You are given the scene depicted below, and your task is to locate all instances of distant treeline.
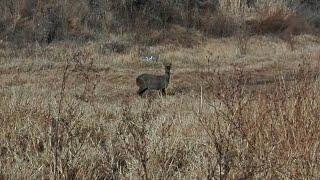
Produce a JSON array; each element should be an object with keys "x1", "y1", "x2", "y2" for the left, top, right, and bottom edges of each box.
[{"x1": 0, "y1": 0, "x2": 319, "y2": 46}]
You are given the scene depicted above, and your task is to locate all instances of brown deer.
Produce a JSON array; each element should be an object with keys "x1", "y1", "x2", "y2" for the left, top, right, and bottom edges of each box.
[{"x1": 136, "y1": 63, "x2": 172, "y2": 96}]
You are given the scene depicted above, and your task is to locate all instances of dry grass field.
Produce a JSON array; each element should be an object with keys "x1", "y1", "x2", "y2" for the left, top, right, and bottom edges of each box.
[{"x1": 0, "y1": 33, "x2": 319, "y2": 179}]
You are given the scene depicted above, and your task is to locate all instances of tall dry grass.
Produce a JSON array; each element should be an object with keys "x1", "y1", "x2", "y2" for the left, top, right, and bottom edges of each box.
[{"x1": 0, "y1": 45, "x2": 319, "y2": 179}]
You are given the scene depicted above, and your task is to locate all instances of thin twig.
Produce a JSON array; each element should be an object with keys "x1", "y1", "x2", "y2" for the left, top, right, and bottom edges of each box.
[{"x1": 54, "y1": 57, "x2": 70, "y2": 180}]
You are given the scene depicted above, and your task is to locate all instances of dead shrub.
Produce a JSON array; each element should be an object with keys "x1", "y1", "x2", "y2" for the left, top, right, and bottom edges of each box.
[
  {"x1": 20, "y1": 0, "x2": 37, "y2": 18},
  {"x1": 0, "y1": 18, "x2": 9, "y2": 35},
  {"x1": 117, "y1": 104, "x2": 152, "y2": 180},
  {"x1": 236, "y1": 25, "x2": 250, "y2": 55},
  {"x1": 0, "y1": 1, "x2": 97, "y2": 45},
  {"x1": 283, "y1": 13, "x2": 313, "y2": 35},
  {"x1": 247, "y1": 11, "x2": 312, "y2": 35},
  {"x1": 246, "y1": 11, "x2": 314, "y2": 50},
  {"x1": 3, "y1": 3, "x2": 65, "y2": 45},
  {"x1": 199, "y1": 12, "x2": 239, "y2": 37},
  {"x1": 100, "y1": 41, "x2": 128, "y2": 54},
  {"x1": 281, "y1": 13, "x2": 314, "y2": 50},
  {"x1": 247, "y1": 11, "x2": 287, "y2": 35},
  {"x1": 198, "y1": 65, "x2": 320, "y2": 178},
  {"x1": 139, "y1": 25, "x2": 203, "y2": 48}
]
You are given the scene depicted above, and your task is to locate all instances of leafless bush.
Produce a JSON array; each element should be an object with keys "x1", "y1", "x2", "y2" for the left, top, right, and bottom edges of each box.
[
  {"x1": 199, "y1": 11, "x2": 239, "y2": 37},
  {"x1": 117, "y1": 101, "x2": 156, "y2": 180},
  {"x1": 1, "y1": 0, "x2": 318, "y2": 46},
  {"x1": 197, "y1": 64, "x2": 320, "y2": 178},
  {"x1": 135, "y1": 24, "x2": 203, "y2": 47},
  {"x1": 100, "y1": 41, "x2": 129, "y2": 54},
  {"x1": 49, "y1": 49, "x2": 103, "y2": 179},
  {"x1": 236, "y1": 25, "x2": 250, "y2": 55}
]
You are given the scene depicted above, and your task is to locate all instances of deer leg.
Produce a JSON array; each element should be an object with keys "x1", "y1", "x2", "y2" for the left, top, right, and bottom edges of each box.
[
  {"x1": 138, "y1": 87, "x2": 148, "y2": 96},
  {"x1": 161, "y1": 88, "x2": 166, "y2": 96}
]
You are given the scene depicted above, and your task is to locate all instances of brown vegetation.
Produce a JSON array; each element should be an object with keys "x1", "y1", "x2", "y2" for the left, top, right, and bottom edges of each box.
[
  {"x1": 0, "y1": 0, "x2": 319, "y2": 47},
  {"x1": 0, "y1": 33, "x2": 319, "y2": 179},
  {"x1": 0, "y1": 0, "x2": 320, "y2": 179}
]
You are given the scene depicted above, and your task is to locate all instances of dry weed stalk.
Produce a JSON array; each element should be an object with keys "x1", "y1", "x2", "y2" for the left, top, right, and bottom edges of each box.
[
  {"x1": 53, "y1": 53, "x2": 71, "y2": 179},
  {"x1": 51, "y1": 48, "x2": 101, "y2": 179}
]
